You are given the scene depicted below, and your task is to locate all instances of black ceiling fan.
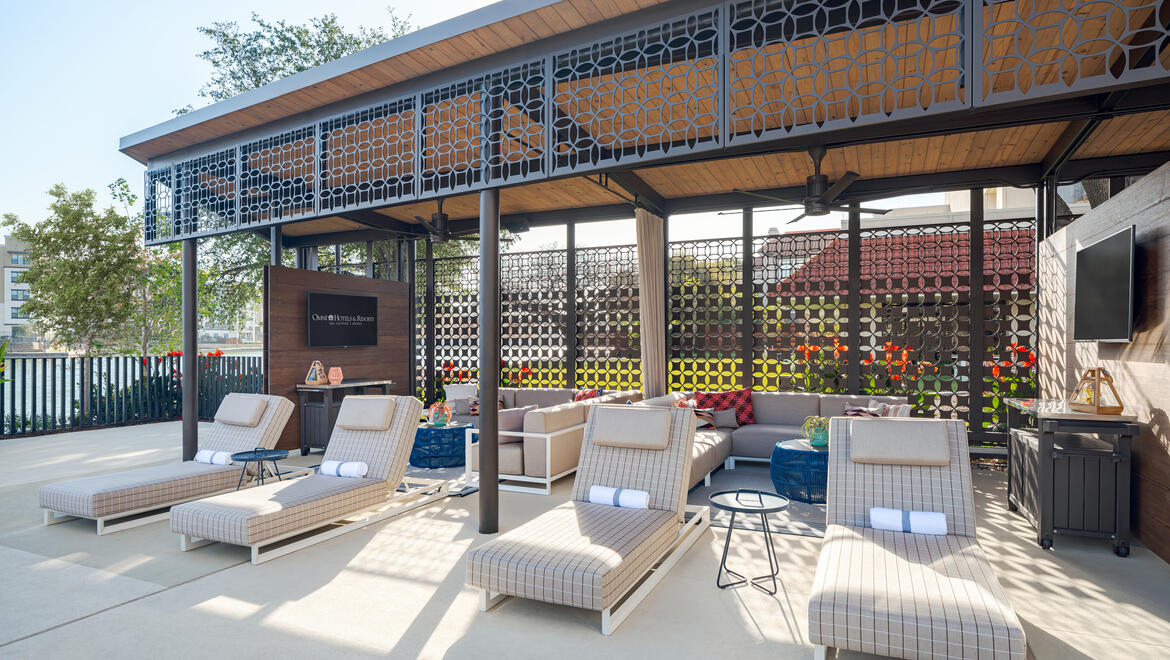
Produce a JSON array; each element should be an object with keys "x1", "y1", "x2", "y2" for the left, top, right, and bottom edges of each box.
[
  {"x1": 414, "y1": 199, "x2": 478, "y2": 243},
  {"x1": 733, "y1": 146, "x2": 891, "y2": 224}
]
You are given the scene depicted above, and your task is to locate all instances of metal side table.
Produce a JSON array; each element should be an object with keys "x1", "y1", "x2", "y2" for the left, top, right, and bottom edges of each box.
[
  {"x1": 709, "y1": 489, "x2": 789, "y2": 595},
  {"x1": 230, "y1": 448, "x2": 289, "y2": 490}
]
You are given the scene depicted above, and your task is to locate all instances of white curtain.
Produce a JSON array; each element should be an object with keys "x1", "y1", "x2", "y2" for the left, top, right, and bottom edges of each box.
[{"x1": 635, "y1": 207, "x2": 666, "y2": 398}]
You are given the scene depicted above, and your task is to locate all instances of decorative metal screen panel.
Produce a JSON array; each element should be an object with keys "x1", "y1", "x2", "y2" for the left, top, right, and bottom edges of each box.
[
  {"x1": 551, "y1": 9, "x2": 721, "y2": 174},
  {"x1": 318, "y1": 98, "x2": 416, "y2": 213},
  {"x1": 752, "y1": 230, "x2": 850, "y2": 392},
  {"x1": 981, "y1": 219, "x2": 1037, "y2": 433},
  {"x1": 174, "y1": 149, "x2": 237, "y2": 236},
  {"x1": 501, "y1": 250, "x2": 567, "y2": 387},
  {"x1": 485, "y1": 62, "x2": 547, "y2": 185},
  {"x1": 421, "y1": 79, "x2": 485, "y2": 196},
  {"x1": 415, "y1": 255, "x2": 428, "y2": 399},
  {"x1": 668, "y1": 238, "x2": 742, "y2": 391},
  {"x1": 143, "y1": 167, "x2": 174, "y2": 243},
  {"x1": 727, "y1": 0, "x2": 968, "y2": 143},
  {"x1": 978, "y1": 0, "x2": 1170, "y2": 106},
  {"x1": 240, "y1": 126, "x2": 316, "y2": 226},
  {"x1": 858, "y1": 223, "x2": 972, "y2": 420},
  {"x1": 431, "y1": 255, "x2": 481, "y2": 389},
  {"x1": 575, "y1": 245, "x2": 642, "y2": 391}
]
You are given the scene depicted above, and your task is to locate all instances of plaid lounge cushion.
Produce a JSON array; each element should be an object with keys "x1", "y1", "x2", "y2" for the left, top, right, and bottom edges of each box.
[
  {"x1": 693, "y1": 388, "x2": 755, "y2": 425},
  {"x1": 38, "y1": 462, "x2": 241, "y2": 519}
]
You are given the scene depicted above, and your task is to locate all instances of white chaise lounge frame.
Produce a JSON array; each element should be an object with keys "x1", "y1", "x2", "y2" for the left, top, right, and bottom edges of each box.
[
  {"x1": 42, "y1": 463, "x2": 315, "y2": 535},
  {"x1": 177, "y1": 475, "x2": 449, "y2": 564},
  {"x1": 463, "y1": 424, "x2": 584, "y2": 495},
  {"x1": 476, "y1": 503, "x2": 710, "y2": 635}
]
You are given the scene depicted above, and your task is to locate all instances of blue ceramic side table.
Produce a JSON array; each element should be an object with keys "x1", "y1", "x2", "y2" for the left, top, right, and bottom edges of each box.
[
  {"x1": 411, "y1": 423, "x2": 472, "y2": 468},
  {"x1": 769, "y1": 438, "x2": 828, "y2": 504}
]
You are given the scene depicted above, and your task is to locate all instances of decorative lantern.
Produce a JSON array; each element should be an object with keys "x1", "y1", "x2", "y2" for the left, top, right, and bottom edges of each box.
[
  {"x1": 327, "y1": 366, "x2": 344, "y2": 385},
  {"x1": 427, "y1": 401, "x2": 453, "y2": 427},
  {"x1": 1068, "y1": 368, "x2": 1124, "y2": 415},
  {"x1": 305, "y1": 360, "x2": 328, "y2": 385}
]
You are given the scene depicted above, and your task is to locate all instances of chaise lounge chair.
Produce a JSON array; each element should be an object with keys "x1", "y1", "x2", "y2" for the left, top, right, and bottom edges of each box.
[
  {"x1": 808, "y1": 418, "x2": 1027, "y2": 659},
  {"x1": 466, "y1": 405, "x2": 710, "y2": 634},
  {"x1": 38, "y1": 393, "x2": 294, "y2": 535},
  {"x1": 170, "y1": 395, "x2": 449, "y2": 564}
]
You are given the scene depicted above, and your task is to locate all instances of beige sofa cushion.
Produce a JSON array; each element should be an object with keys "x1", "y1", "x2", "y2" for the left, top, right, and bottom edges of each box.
[
  {"x1": 335, "y1": 396, "x2": 396, "y2": 431},
  {"x1": 472, "y1": 442, "x2": 524, "y2": 476},
  {"x1": 591, "y1": 406, "x2": 671, "y2": 450},
  {"x1": 523, "y1": 401, "x2": 587, "y2": 434},
  {"x1": 850, "y1": 419, "x2": 949, "y2": 466},
  {"x1": 214, "y1": 394, "x2": 269, "y2": 427}
]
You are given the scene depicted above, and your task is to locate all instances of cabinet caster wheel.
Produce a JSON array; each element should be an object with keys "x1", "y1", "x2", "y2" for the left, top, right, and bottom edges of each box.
[
  {"x1": 1113, "y1": 545, "x2": 1129, "y2": 557},
  {"x1": 1039, "y1": 538, "x2": 1053, "y2": 550},
  {"x1": 300, "y1": 448, "x2": 310, "y2": 456}
]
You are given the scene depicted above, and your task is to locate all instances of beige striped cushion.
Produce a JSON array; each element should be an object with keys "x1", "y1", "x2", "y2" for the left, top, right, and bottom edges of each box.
[
  {"x1": 322, "y1": 396, "x2": 422, "y2": 483},
  {"x1": 809, "y1": 524, "x2": 1026, "y2": 659},
  {"x1": 571, "y1": 405, "x2": 695, "y2": 520},
  {"x1": 200, "y1": 394, "x2": 295, "y2": 454},
  {"x1": 465, "y1": 502, "x2": 677, "y2": 610},
  {"x1": 826, "y1": 418, "x2": 975, "y2": 537},
  {"x1": 38, "y1": 462, "x2": 240, "y2": 518},
  {"x1": 170, "y1": 475, "x2": 387, "y2": 546}
]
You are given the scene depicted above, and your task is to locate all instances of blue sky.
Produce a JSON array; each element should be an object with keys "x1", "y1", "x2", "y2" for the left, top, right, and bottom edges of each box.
[{"x1": 0, "y1": 1, "x2": 941, "y2": 250}]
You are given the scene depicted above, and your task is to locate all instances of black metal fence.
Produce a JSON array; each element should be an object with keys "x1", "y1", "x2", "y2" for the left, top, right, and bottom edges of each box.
[
  {"x1": 417, "y1": 220, "x2": 1037, "y2": 447},
  {"x1": 0, "y1": 355, "x2": 263, "y2": 438}
]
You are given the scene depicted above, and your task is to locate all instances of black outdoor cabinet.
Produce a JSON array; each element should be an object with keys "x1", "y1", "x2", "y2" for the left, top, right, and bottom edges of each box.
[
  {"x1": 296, "y1": 379, "x2": 395, "y2": 455},
  {"x1": 1007, "y1": 413, "x2": 1138, "y2": 557}
]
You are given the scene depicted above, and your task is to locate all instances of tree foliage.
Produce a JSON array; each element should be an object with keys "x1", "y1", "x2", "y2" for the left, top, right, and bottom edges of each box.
[{"x1": 2, "y1": 184, "x2": 143, "y2": 356}]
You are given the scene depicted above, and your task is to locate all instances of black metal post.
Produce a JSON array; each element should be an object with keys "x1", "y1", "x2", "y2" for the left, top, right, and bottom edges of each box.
[
  {"x1": 365, "y1": 240, "x2": 375, "y2": 278},
  {"x1": 565, "y1": 221, "x2": 578, "y2": 389},
  {"x1": 181, "y1": 238, "x2": 198, "y2": 461},
  {"x1": 407, "y1": 240, "x2": 418, "y2": 396},
  {"x1": 479, "y1": 188, "x2": 501, "y2": 534},
  {"x1": 270, "y1": 226, "x2": 282, "y2": 266},
  {"x1": 334, "y1": 244, "x2": 342, "y2": 273},
  {"x1": 425, "y1": 239, "x2": 436, "y2": 403},
  {"x1": 846, "y1": 203, "x2": 861, "y2": 395},
  {"x1": 1109, "y1": 176, "x2": 1127, "y2": 199},
  {"x1": 969, "y1": 189, "x2": 986, "y2": 443},
  {"x1": 741, "y1": 208, "x2": 753, "y2": 390}
]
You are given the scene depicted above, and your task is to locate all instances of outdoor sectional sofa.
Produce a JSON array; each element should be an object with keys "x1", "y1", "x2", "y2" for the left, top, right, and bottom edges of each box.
[
  {"x1": 460, "y1": 387, "x2": 643, "y2": 494},
  {"x1": 808, "y1": 418, "x2": 1026, "y2": 659},
  {"x1": 637, "y1": 391, "x2": 906, "y2": 488}
]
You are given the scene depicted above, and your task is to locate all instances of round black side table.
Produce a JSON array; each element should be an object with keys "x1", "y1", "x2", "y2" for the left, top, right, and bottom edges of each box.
[
  {"x1": 709, "y1": 488, "x2": 790, "y2": 595},
  {"x1": 230, "y1": 448, "x2": 290, "y2": 489}
]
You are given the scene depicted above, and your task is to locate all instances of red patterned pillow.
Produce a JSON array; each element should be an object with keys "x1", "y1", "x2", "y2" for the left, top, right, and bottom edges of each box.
[
  {"x1": 574, "y1": 388, "x2": 598, "y2": 402},
  {"x1": 693, "y1": 388, "x2": 755, "y2": 425}
]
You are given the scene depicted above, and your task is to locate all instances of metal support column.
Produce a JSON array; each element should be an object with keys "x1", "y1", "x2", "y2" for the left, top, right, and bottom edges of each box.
[
  {"x1": 365, "y1": 240, "x2": 375, "y2": 278},
  {"x1": 1109, "y1": 176, "x2": 1128, "y2": 199},
  {"x1": 181, "y1": 238, "x2": 198, "y2": 461},
  {"x1": 565, "y1": 221, "x2": 578, "y2": 389},
  {"x1": 741, "y1": 208, "x2": 753, "y2": 390},
  {"x1": 334, "y1": 244, "x2": 342, "y2": 273},
  {"x1": 270, "y1": 226, "x2": 282, "y2": 266},
  {"x1": 478, "y1": 189, "x2": 501, "y2": 535},
  {"x1": 407, "y1": 240, "x2": 417, "y2": 396},
  {"x1": 846, "y1": 203, "x2": 861, "y2": 395},
  {"x1": 968, "y1": 189, "x2": 986, "y2": 443},
  {"x1": 1042, "y1": 173, "x2": 1059, "y2": 238},
  {"x1": 424, "y1": 239, "x2": 436, "y2": 404}
]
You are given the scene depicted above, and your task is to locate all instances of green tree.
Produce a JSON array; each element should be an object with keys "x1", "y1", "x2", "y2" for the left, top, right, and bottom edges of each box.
[{"x1": 2, "y1": 184, "x2": 142, "y2": 356}]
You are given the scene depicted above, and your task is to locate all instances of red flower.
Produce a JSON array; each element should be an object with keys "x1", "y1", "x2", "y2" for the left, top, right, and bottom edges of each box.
[{"x1": 992, "y1": 364, "x2": 1001, "y2": 378}]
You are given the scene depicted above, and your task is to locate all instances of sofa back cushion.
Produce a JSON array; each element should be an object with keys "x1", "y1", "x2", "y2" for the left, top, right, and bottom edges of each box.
[
  {"x1": 751, "y1": 391, "x2": 819, "y2": 425},
  {"x1": 572, "y1": 405, "x2": 695, "y2": 519},
  {"x1": 826, "y1": 417, "x2": 975, "y2": 536},
  {"x1": 498, "y1": 404, "x2": 538, "y2": 438},
  {"x1": 523, "y1": 400, "x2": 587, "y2": 434},
  {"x1": 444, "y1": 384, "x2": 479, "y2": 402},
  {"x1": 512, "y1": 388, "x2": 575, "y2": 409}
]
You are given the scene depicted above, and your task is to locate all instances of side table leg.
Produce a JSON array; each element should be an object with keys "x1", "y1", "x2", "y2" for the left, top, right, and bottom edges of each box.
[
  {"x1": 236, "y1": 465, "x2": 247, "y2": 490},
  {"x1": 754, "y1": 513, "x2": 780, "y2": 595},
  {"x1": 716, "y1": 511, "x2": 746, "y2": 589}
]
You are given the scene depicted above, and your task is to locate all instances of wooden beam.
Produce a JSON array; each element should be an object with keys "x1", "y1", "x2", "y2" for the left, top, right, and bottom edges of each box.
[{"x1": 607, "y1": 171, "x2": 666, "y2": 216}]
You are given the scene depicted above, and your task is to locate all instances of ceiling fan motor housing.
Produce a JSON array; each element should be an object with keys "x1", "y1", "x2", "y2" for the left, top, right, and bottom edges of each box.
[{"x1": 805, "y1": 174, "x2": 830, "y2": 215}]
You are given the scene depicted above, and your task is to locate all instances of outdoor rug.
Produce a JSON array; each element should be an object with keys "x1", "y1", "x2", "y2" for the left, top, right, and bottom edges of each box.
[{"x1": 687, "y1": 464, "x2": 826, "y2": 539}]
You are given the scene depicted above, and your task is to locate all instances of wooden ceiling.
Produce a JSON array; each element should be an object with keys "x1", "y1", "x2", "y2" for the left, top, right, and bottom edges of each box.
[{"x1": 1074, "y1": 110, "x2": 1170, "y2": 160}]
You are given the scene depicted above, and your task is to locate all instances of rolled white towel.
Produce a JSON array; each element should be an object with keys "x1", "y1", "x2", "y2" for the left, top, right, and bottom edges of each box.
[
  {"x1": 588, "y1": 485, "x2": 649, "y2": 510},
  {"x1": 194, "y1": 449, "x2": 233, "y2": 465},
  {"x1": 870, "y1": 506, "x2": 947, "y2": 535},
  {"x1": 319, "y1": 460, "x2": 369, "y2": 478}
]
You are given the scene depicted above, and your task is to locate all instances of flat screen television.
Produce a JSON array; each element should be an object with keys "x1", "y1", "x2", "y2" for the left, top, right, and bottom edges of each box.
[
  {"x1": 307, "y1": 292, "x2": 378, "y2": 348},
  {"x1": 1073, "y1": 225, "x2": 1135, "y2": 342}
]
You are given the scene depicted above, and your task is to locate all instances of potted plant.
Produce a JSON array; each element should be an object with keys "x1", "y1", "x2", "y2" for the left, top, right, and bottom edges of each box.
[{"x1": 801, "y1": 415, "x2": 830, "y2": 447}]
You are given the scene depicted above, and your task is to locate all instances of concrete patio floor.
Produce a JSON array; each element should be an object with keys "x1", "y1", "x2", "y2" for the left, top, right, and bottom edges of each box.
[{"x1": 1, "y1": 422, "x2": 1168, "y2": 659}]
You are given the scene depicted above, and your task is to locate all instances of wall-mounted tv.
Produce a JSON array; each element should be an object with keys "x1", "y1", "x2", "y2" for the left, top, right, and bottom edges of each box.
[
  {"x1": 307, "y1": 292, "x2": 378, "y2": 348},
  {"x1": 1073, "y1": 225, "x2": 1135, "y2": 342}
]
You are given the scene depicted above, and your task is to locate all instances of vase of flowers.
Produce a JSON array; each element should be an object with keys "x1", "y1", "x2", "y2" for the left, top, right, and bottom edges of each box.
[
  {"x1": 801, "y1": 415, "x2": 830, "y2": 447},
  {"x1": 427, "y1": 401, "x2": 453, "y2": 427}
]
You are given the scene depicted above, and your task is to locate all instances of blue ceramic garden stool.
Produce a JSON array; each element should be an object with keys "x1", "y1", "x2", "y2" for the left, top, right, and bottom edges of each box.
[
  {"x1": 769, "y1": 439, "x2": 829, "y2": 504},
  {"x1": 411, "y1": 423, "x2": 472, "y2": 468}
]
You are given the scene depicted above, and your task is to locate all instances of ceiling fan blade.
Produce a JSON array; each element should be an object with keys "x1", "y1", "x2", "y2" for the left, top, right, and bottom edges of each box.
[
  {"x1": 826, "y1": 205, "x2": 892, "y2": 215},
  {"x1": 785, "y1": 212, "x2": 809, "y2": 225},
  {"x1": 717, "y1": 206, "x2": 800, "y2": 215},
  {"x1": 819, "y1": 171, "x2": 859, "y2": 204},
  {"x1": 414, "y1": 215, "x2": 440, "y2": 235},
  {"x1": 733, "y1": 188, "x2": 803, "y2": 206}
]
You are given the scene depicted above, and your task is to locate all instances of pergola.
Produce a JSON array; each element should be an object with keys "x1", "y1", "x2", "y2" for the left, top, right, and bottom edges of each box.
[{"x1": 120, "y1": 0, "x2": 1170, "y2": 532}]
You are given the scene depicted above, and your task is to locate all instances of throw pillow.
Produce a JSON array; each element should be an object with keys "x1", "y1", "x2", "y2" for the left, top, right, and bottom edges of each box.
[
  {"x1": 694, "y1": 408, "x2": 716, "y2": 429},
  {"x1": 468, "y1": 399, "x2": 504, "y2": 416},
  {"x1": 867, "y1": 400, "x2": 893, "y2": 417},
  {"x1": 843, "y1": 406, "x2": 881, "y2": 417},
  {"x1": 693, "y1": 388, "x2": 755, "y2": 425},
  {"x1": 574, "y1": 388, "x2": 598, "y2": 402},
  {"x1": 452, "y1": 398, "x2": 472, "y2": 416},
  {"x1": 712, "y1": 408, "x2": 740, "y2": 429}
]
